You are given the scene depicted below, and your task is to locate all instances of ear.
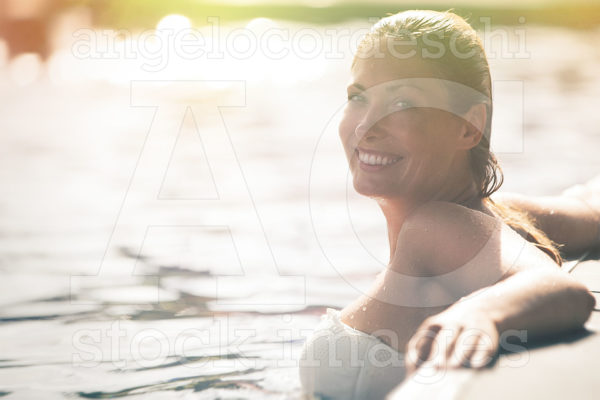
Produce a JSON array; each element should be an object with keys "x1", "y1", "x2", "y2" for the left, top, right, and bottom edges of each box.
[{"x1": 457, "y1": 103, "x2": 487, "y2": 150}]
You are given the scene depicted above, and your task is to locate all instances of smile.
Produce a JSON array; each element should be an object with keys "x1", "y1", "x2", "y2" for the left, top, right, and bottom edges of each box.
[{"x1": 356, "y1": 148, "x2": 403, "y2": 168}]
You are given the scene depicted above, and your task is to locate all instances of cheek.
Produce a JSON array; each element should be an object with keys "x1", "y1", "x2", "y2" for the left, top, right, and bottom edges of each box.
[
  {"x1": 385, "y1": 111, "x2": 431, "y2": 150},
  {"x1": 425, "y1": 113, "x2": 463, "y2": 153},
  {"x1": 393, "y1": 110, "x2": 457, "y2": 154}
]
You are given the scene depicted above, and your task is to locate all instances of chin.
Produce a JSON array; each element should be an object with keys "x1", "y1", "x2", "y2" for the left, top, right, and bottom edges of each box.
[
  {"x1": 353, "y1": 177, "x2": 392, "y2": 198},
  {"x1": 352, "y1": 173, "x2": 414, "y2": 200}
]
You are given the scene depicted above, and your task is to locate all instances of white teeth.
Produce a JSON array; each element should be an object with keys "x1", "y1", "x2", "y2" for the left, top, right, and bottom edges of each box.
[{"x1": 357, "y1": 150, "x2": 401, "y2": 166}]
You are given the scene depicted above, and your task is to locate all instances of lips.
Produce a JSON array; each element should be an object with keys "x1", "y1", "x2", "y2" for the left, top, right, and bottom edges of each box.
[{"x1": 356, "y1": 148, "x2": 403, "y2": 168}]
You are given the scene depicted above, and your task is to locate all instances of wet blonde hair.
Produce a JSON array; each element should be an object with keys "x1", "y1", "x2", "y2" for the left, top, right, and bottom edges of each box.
[{"x1": 355, "y1": 10, "x2": 562, "y2": 264}]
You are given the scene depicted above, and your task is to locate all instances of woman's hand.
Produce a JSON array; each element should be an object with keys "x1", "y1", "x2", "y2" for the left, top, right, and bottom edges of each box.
[
  {"x1": 405, "y1": 302, "x2": 499, "y2": 374},
  {"x1": 405, "y1": 267, "x2": 595, "y2": 375}
]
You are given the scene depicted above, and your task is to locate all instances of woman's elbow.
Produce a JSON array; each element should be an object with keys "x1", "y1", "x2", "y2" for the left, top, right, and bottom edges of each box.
[
  {"x1": 581, "y1": 286, "x2": 596, "y2": 320},
  {"x1": 568, "y1": 281, "x2": 596, "y2": 326},
  {"x1": 537, "y1": 269, "x2": 595, "y2": 329}
]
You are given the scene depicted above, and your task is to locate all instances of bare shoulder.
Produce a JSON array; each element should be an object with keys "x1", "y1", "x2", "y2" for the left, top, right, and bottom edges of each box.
[
  {"x1": 392, "y1": 201, "x2": 499, "y2": 272},
  {"x1": 391, "y1": 200, "x2": 553, "y2": 278}
]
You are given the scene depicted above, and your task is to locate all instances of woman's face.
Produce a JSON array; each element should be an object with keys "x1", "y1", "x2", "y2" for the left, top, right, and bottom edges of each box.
[{"x1": 339, "y1": 52, "x2": 470, "y2": 201}]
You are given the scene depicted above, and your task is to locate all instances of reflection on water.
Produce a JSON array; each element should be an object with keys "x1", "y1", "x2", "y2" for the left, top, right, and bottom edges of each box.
[{"x1": 0, "y1": 16, "x2": 600, "y2": 399}]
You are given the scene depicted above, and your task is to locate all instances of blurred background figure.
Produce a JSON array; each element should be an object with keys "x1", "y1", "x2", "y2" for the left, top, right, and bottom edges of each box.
[{"x1": 0, "y1": 0, "x2": 66, "y2": 60}]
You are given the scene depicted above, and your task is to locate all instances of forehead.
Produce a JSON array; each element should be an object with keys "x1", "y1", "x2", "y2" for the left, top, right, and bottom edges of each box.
[
  {"x1": 351, "y1": 53, "x2": 443, "y2": 88},
  {"x1": 351, "y1": 37, "x2": 441, "y2": 80},
  {"x1": 350, "y1": 55, "x2": 451, "y2": 107}
]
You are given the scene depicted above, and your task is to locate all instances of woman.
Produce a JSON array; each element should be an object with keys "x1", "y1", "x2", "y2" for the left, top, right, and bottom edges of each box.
[{"x1": 298, "y1": 9, "x2": 598, "y2": 400}]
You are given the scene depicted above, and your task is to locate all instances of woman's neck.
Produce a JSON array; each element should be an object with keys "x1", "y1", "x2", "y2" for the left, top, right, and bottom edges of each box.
[{"x1": 378, "y1": 178, "x2": 482, "y2": 261}]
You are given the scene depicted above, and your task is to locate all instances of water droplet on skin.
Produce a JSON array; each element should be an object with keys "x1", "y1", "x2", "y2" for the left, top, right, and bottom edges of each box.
[
  {"x1": 383, "y1": 286, "x2": 386, "y2": 291},
  {"x1": 350, "y1": 315, "x2": 354, "y2": 319},
  {"x1": 550, "y1": 210, "x2": 555, "y2": 215},
  {"x1": 362, "y1": 306, "x2": 366, "y2": 311}
]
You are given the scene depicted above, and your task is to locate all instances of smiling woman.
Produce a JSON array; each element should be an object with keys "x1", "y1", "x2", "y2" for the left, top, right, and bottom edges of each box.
[{"x1": 298, "y1": 9, "x2": 597, "y2": 400}]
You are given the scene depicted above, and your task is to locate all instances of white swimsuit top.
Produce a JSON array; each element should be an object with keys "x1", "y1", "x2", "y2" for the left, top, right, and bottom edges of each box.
[{"x1": 298, "y1": 308, "x2": 406, "y2": 400}]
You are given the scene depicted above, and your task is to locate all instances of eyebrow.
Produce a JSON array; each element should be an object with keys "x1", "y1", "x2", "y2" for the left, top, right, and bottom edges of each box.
[
  {"x1": 347, "y1": 83, "x2": 366, "y2": 91},
  {"x1": 347, "y1": 82, "x2": 424, "y2": 92}
]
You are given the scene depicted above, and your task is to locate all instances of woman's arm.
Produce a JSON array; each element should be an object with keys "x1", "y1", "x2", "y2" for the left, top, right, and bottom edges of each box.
[
  {"x1": 405, "y1": 267, "x2": 595, "y2": 372},
  {"x1": 339, "y1": 201, "x2": 595, "y2": 373},
  {"x1": 403, "y1": 184, "x2": 600, "y2": 372}
]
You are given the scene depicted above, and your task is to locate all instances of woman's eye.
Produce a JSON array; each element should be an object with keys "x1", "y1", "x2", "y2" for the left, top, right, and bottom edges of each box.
[
  {"x1": 347, "y1": 93, "x2": 365, "y2": 103},
  {"x1": 391, "y1": 98, "x2": 412, "y2": 109}
]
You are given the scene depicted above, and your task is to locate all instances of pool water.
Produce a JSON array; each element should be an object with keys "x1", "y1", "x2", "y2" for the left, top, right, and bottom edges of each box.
[{"x1": 0, "y1": 21, "x2": 599, "y2": 399}]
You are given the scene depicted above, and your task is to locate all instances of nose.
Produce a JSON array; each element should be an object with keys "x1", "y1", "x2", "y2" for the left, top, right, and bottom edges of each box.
[{"x1": 354, "y1": 110, "x2": 388, "y2": 141}]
